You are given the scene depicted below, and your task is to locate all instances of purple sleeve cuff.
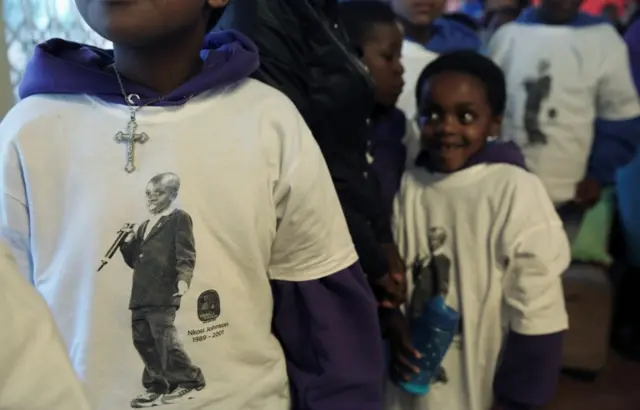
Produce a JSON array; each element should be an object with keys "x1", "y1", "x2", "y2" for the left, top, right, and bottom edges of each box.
[
  {"x1": 271, "y1": 263, "x2": 384, "y2": 410},
  {"x1": 493, "y1": 330, "x2": 564, "y2": 409}
]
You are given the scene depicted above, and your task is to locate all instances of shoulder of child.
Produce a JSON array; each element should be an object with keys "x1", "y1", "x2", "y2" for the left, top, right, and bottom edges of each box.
[
  {"x1": 173, "y1": 208, "x2": 192, "y2": 221},
  {"x1": 232, "y1": 78, "x2": 308, "y2": 126},
  {"x1": 1, "y1": 94, "x2": 80, "y2": 129},
  {"x1": 489, "y1": 164, "x2": 560, "y2": 228},
  {"x1": 0, "y1": 94, "x2": 88, "y2": 149},
  {"x1": 230, "y1": 78, "x2": 290, "y2": 102},
  {"x1": 488, "y1": 163, "x2": 547, "y2": 194},
  {"x1": 488, "y1": 21, "x2": 519, "y2": 43},
  {"x1": 591, "y1": 22, "x2": 625, "y2": 45},
  {"x1": 399, "y1": 167, "x2": 434, "y2": 189}
]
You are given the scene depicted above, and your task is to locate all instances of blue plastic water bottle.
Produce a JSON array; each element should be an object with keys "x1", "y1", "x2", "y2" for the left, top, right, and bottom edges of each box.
[{"x1": 397, "y1": 295, "x2": 460, "y2": 395}]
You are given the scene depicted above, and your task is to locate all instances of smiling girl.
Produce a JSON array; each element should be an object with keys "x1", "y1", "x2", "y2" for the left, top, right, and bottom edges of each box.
[{"x1": 387, "y1": 51, "x2": 569, "y2": 410}]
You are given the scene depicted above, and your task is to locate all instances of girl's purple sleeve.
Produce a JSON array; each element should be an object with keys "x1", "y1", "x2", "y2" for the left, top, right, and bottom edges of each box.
[
  {"x1": 270, "y1": 262, "x2": 384, "y2": 410},
  {"x1": 493, "y1": 330, "x2": 564, "y2": 410}
]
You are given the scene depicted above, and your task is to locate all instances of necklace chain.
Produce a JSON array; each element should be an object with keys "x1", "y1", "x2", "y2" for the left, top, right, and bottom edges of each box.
[
  {"x1": 111, "y1": 66, "x2": 195, "y2": 173},
  {"x1": 112, "y1": 67, "x2": 163, "y2": 174},
  {"x1": 113, "y1": 67, "x2": 165, "y2": 118}
]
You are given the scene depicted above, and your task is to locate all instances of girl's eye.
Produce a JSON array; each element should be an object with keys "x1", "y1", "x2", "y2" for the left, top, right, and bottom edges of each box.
[
  {"x1": 428, "y1": 111, "x2": 440, "y2": 121},
  {"x1": 459, "y1": 112, "x2": 475, "y2": 124}
]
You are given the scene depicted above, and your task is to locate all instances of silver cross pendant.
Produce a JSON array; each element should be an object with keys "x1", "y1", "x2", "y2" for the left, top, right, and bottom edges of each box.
[{"x1": 115, "y1": 116, "x2": 149, "y2": 173}]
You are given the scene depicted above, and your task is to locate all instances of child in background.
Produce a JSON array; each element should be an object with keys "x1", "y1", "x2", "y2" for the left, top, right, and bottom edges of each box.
[
  {"x1": 0, "y1": 0, "x2": 383, "y2": 408},
  {"x1": 0, "y1": 255, "x2": 90, "y2": 410},
  {"x1": 391, "y1": 0, "x2": 482, "y2": 54},
  {"x1": 340, "y1": 0, "x2": 407, "y2": 224},
  {"x1": 391, "y1": 0, "x2": 482, "y2": 117},
  {"x1": 340, "y1": 0, "x2": 411, "y2": 339},
  {"x1": 217, "y1": 0, "x2": 409, "y2": 309},
  {"x1": 387, "y1": 51, "x2": 568, "y2": 410},
  {"x1": 391, "y1": 0, "x2": 483, "y2": 169},
  {"x1": 488, "y1": 1, "x2": 640, "y2": 209}
]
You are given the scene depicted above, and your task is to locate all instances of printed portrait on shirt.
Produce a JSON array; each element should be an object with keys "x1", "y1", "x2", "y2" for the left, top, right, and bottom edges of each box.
[
  {"x1": 523, "y1": 59, "x2": 557, "y2": 145},
  {"x1": 96, "y1": 172, "x2": 207, "y2": 408}
]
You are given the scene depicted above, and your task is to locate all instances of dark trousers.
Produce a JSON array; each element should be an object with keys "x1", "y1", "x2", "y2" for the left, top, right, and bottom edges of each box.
[{"x1": 131, "y1": 307, "x2": 205, "y2": 393}]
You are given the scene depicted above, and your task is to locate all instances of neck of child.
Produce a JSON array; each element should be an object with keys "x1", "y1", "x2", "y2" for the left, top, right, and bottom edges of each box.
[
  {"x1": 401, "y1": 20, "x2": 434, "y2": 45},
  {"x1": 113, "y1": 30, "x2": 205, "y2": 96}
]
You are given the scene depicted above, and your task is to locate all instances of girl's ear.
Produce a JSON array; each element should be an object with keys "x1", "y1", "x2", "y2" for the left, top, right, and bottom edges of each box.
[{"x1": 489, "y1": 115, "x2": 502, "y2": 137}]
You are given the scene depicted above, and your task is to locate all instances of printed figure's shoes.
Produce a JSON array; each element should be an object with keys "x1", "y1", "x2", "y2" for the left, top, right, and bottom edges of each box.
[
  {"x1": 130, "y1": 391, "x2": 164, "y2": 408},
  {"x1": 161, "y1": 386, "x2": 200, "y2": 405}
]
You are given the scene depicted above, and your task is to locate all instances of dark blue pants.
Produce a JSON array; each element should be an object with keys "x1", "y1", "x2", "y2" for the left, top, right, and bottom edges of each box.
[{"x1": 131, "y1": 307, "x2": 205, "y2": 393}]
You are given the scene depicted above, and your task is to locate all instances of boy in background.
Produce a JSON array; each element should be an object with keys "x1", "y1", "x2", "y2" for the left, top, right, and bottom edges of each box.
[
  {"x1": 391, "y1": 0, "x2": 482, "y2": 167},
  {"x1": 340, "y1": 0, "x2": 406, "y2": 221},
  {"x1": 391, "y1": 0, "x2": 482, "y2": 54},
  {"x1": 340, "y1": 0, "x2": 411, "y2": 337},
  {"x1": 217, "y1": 0, "x2": 408, "y2": 310},
  {"x1": 488, "y1": 0, "x2": 640, "y2": 209},
  {"x1": 0, "y1": 0, "x2": 383, "y2": 408}
]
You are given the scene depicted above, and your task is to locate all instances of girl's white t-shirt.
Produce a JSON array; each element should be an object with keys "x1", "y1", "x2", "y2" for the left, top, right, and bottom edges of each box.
[{"x1": 387, "y1": 163, "x2": 569, "y2": 410}]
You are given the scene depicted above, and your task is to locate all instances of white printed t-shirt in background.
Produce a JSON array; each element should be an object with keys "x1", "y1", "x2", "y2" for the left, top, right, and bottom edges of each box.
[
  {"x1": 0, "y1": 79, "x2": 357, "y2": 410},
  {"x1": 0, "y1": 248, "x2": 90, "y2": 410},
  {"x1": 397, "y1": 40, "x2": 438, "y2": 169},
  {"x1": 488, "y1": 22, "x2": 640, "y2": 204},
  {"x1": 387, "y1": 163, "x2": 569, "y2": 410}
]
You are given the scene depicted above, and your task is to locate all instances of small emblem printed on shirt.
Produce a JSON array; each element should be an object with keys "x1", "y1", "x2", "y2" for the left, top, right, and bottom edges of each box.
[
  {"x1": 197, "y1": 289, "x2": 221, "y2": 323},
  {"x1": 188, "y1": 290, "x2": 228, "y2": 345}
]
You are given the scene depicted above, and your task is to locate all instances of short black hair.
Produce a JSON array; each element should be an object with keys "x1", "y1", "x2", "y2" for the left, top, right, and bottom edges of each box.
[
  {"x1": 339, "y1": 0, "x2": 398, "y2": 50},
  {"x1": 206, "y1": 5, "x2": 227, "y2": 32},
  {"x1": 415, "y1": 50, "x2": 506, "y2": 116}
]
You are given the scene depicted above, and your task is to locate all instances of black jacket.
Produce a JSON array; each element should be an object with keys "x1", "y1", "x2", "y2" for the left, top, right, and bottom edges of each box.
[
  {"x1": 120, "y1": 209, "x2": 196, "y2": 309},
  {"x1": 216, "y1": 0, "x2": 392, "y2": 278}
]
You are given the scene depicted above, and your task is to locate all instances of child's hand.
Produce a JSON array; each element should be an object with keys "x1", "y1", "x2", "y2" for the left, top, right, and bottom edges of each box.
[
  {"x1": 122, "y1": 224, "x2": 137, "y2": 243},
  {"x1": 381, "y1": 242, "x2": 406, "y2": 277},
  {"x1": 371, "y1": 273, "x2": 407, "y2": 308},
  {"x1": 373, "y1": 243, "x2": 408, "y2": 307},
  {"x1": 574, "y1": 177, "x2": 602, "y2": 208},
  {"x1": 382, "y1": 309, "x2": 421, "y2": 382},
  {"x1": 173, "y1": 280, "x2": 189, "y2": 297}
]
